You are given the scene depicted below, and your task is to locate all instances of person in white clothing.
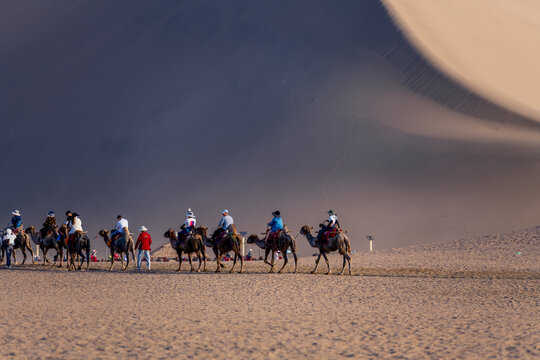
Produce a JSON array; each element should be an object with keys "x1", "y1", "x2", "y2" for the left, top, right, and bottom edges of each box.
[
  {"x1": 115, "y1": 215, "x2": 129, "y2": 234},
  {"x1": 3, "y1": 228, "x2": 16, "y2": 268},
  {"x1": 179, "y1": 209, "x2": 196, "y2": 240},
  {"x1": 111, "y1": 215, "x2": 129, "y2": 242},
  {"x1": 68, "y1": 213, "x2": 83, "y2": 245}
]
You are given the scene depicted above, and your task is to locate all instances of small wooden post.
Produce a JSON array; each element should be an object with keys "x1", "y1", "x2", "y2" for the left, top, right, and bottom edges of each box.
[{"x1": 366, "y1": 235, "x2": 374, "y2": 252}]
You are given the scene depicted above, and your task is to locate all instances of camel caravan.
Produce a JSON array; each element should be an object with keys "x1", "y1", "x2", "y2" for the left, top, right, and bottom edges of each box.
[{"x1": 1, "y1": 209, "x2": 352, "y2": 275}]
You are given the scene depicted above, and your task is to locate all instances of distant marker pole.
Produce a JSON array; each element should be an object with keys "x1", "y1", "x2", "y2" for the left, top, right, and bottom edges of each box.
[{"x1": 367, "y1": 235, "x2": 374, "y2": 252}]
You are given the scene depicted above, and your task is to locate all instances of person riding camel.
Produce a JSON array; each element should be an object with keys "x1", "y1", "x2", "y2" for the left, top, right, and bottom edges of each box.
[
  {"x1": 9, "y1": 210, "x2": 22, "y2": 233},
  {"x1": 40, "y1": 211, "x2": 57, "y2": 239},
  {"x1": 317, "y1": 210, "x2": 341, "y2": 244},
  {"x1": 266, "y1": 211, "x2": 284, "y2": 248},
  {"x1": 67, "y1": 212, "x2": 83, "y2": 245},
  {"x1": 179, "y1": 209, "x2": 196, "y2": 242},
  {"x1": 110, "y1": 215, "x2": 129, "y2": 247},
  {"x1": 215, "y1": 209, "x2": 237, "y2": 242}
]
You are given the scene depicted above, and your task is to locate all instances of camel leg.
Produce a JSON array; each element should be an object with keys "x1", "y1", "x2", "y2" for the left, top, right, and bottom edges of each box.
[
  {"x1": 28, "y1": 242, "x2": 36, "y2": 265},
  {"x1": 109, "y1": 252, "x2": 114, "y2": 271},
  {"x1": 78, "y1": 250, "x2": 84, "y2": 270},
  {"x1": 269, "y1": 251, "x2": 275, "y2": 273},
  {"x1": 214, "y1": 249, "x2": 221, "y2": 273},
  {"x1": 239, "y1": 250, "x2": 244, "y2": 273},
  {"x1": 322, "y1": 252, "x2": 331, "y2": 275},
  {"x1": 263, "y1": 248, "x2": 272, "y2": 266},
  {"x1": 292, "y1": 250, "x2": 298, "y2": 274},
  {"x1": 188, "y1": 253, "x2": 195, "y2": 272},
  {"x1": 57, "y1": 248, "x2": 62, "y2": 268},
  {"x1": 123, "y1": 251, "x2": 128, "y2": 270},
  {"x1": 229, "y1": 252, "x2": 237, "y2": 273},
  {"x1": 311, "y1": 252, "x2": 322, "y2": 274},
  {"x1": 43, "y1": 247, "x2": 49, "y2": 265},
  {"x1": 346, "y1": 253, "x2": 352, "y2": 275},
  {"x1": 195, "y1": 250, "x2": 202, "y2": 272},
  {"x1": 177, "y1": 251, "x2": 183, "y2": 272},
  {"x1": 278, "y1": 250, "x2": 288, "y2": 274},
  {"x1": 13, "y1": 249, "x2": 18, "y2": 266},
  {"x1": 339, "y1": 253, "x2": 346, "y2": 275},
  {"x1": 202, "y1": 248, "x2": 207, "y2": 272}
]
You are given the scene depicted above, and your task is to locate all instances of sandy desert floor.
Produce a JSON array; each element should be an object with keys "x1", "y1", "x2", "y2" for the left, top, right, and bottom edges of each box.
[{"x1": 0, "y1": 229, "x2": 538, "y2": 360}]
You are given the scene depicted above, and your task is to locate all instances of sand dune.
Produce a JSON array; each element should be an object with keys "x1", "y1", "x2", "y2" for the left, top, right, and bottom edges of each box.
[{"x1": 384, "y1": 0, "x2": 540, "y2": 122}]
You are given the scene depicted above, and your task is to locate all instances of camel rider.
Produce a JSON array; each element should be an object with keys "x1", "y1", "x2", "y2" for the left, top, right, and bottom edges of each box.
[
  {"x1": 328, "y1": 210, "x2": 340, "y2": 229},
  {"x1": 67, "y1": 213, "x2": 83, "y2": 245},
  {"x1": 216, "y1": 209, "x2": 237, "y2": 240},
  {"x1": 64, "y1": 210, "x2": 73, "y2": 226},
  {"x1": 111, "y1": 215, "x2": 129, "y2": 243},
  {"x1": 9, "y1": 210, "x2": 22, "y2": 233},
  {"x1": 179, "y1": 209, "x2": 196, "y2": 240},
  {"x1": 266, "y1": 211, "x2": 284, "y2": 247},
  {"x1": 41, "y1": 211, "x2": 57, "y2": 239},
  {"x1": 317, "y1": 210, "x2": 340, "y2": 244}
]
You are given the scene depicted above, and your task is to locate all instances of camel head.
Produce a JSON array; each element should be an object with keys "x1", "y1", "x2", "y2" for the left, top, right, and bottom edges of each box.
[
  {"x1": 195, "y1": 226, "x2": 208, "y2": 237},
  {"x1": 300, "y1": 225, "x2": 312, "y2": 236},
  {"x1": 246, "y1": 234, "x2": 260, "y2": 244},
  {"x1": 98, "y1": 230, "x2": 109, "y2": 239},
  {"x1": 164, "y1": 228, "x2": 176, "y2": 239},
  {"x1": 25, "y1": 226, "x2": 35, "y2": 235}
]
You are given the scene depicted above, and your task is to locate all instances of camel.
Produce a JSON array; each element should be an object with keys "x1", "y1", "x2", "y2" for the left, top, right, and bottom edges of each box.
[
  {"x1": 300, "y1": 225, "x2": 352, "y2": 275},
  {"x1": 163, "y1": 228, "x2": 207, "y2": 272},
  {"x1": 246, "y1": 225, "x2": 297, "y2": 273},
  {"x1": 66, "y1": 230, "x2": 91, "y2": 271},
  {"x1": 195, "y1": 227, "x2": 243, "y2": 273},
  {"x1": 0, "y1": 228, "x2": 36, "y2": 266},
  {"x1": 26, "y1": 226, "x2": 66, "y2": 267},
  {"x1": 98, "y1": 230, "x2": 136, "y2": 271}
]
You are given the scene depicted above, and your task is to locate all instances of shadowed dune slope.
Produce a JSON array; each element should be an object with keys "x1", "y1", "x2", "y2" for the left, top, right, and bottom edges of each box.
[{"x1": 2, "y1": 1, "x2": 540, "y2": 255}]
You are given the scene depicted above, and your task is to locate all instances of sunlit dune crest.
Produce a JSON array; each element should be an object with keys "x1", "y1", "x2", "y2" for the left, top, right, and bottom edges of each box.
[{"x1": 383, "y1": 0, "x2": 540, "y2": 122}]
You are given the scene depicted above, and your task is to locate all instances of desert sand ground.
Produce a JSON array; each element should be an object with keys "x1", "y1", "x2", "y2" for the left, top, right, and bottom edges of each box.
[{"x1": 0, "y1": 229, "x2": 538, "y2": 359}]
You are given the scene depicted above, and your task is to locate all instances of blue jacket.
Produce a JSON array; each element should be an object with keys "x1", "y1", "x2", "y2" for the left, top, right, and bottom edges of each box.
[
  {"x1": 11, "y1": 215, "x2": 22, "y2": 228},
  {"x1": 267, "y1": 217, "x2": 283, "y2": 232}
]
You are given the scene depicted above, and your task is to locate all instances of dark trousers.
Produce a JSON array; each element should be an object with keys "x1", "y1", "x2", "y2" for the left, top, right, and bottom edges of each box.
[{"x1": 6, "y1": 245, "x2": 13, "y2": 267}]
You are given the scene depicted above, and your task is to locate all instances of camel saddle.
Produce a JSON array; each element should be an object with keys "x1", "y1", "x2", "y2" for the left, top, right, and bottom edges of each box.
[
  {"x1": 266, "y1": 230, "x2": 281, "y2": 249},
  {"x1": 321, "y1": 228, "x2": 341, "y2": 243}
]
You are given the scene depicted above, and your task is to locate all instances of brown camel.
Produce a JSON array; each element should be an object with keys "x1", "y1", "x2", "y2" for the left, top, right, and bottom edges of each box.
[
  {"x1": 99, "y1": 230, "x2": 136, "y2": 271},
  {"x1": 195, "y1": 227, "x2": 243, "y2": 273},
  {"x1": 246, "y1": 225, "x2": 297, "y2": 273},
  {"x1": 26, "y1": 226, "x2": 66, "y2": 267},
  {"x1": 0, "y1": 228, "x2": 36, "y2": 266},
  {"x1": 300, "y1": 225, "x2": 352, "y2": 275},
  {"x1": 163, "y1": 228, "x2": 207, "y2": 272}
]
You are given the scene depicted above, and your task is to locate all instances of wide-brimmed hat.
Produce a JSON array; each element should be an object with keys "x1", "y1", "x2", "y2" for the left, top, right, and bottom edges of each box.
[
  {"x1": 222, "y1": 209, "x2": 229, "y2": 214},
  {"x1": 139, "y1": 226, "x2": 148, "y2": 232},
  {"x1": 12, "y1": 210, "x2": 20, "y2": 216},
  {"x1": 186, "y1": 208, "x2": 195, "y2": 218},
  {"x1": 47, "y1": 211, "x2": 55, "y2": 217}
]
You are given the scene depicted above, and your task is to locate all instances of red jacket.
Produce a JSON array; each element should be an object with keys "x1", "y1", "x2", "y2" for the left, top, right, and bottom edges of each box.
[{"x1": 135, "y1": 232, "x2": 152, "y2": 251}]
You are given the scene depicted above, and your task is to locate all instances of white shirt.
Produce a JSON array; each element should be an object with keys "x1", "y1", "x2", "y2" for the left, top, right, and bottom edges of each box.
[
  {"x1": 3, "y1": 230, "x2": 16, "y2": 246},
  {"x1": 184, "y1": 218, "x2": 196, "y2": 227},
  {"x1": 69, "y1": 217, "x2": 83, "y2": 234},
  {"x1": 116, "y1": 218, "x2": 129, "y2": 233},
  {"x1": 329, "y1": 214, "x2": 338, "y2": 226}
]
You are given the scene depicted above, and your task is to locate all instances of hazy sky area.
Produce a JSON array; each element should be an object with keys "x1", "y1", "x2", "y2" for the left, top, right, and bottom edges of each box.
[{"x1": 2, "y1": 0, "x2": 540, "y2": 255}]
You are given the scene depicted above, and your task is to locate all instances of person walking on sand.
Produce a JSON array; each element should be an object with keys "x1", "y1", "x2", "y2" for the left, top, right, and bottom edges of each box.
[
  {"x1": 135, "y1": 226, "x2": 152, "y2": 270},
  {"x1": 3, "y1": 228, "x2": 16, "y2": 268}
]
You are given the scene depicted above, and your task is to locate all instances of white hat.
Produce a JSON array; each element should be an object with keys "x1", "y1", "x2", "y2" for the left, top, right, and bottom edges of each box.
[
  {"x1": 12, "y1": 210, "x2": 20, "y2": 216},
  {"x1": 186, "y1": 208, "x2": 195, "y2": 218},
  {"x1": 139, "y1": 226, "x2": 148, "y2": 232},
  {"x1": 222, "y1": 209, "x2": 229, "y2": 214}
]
